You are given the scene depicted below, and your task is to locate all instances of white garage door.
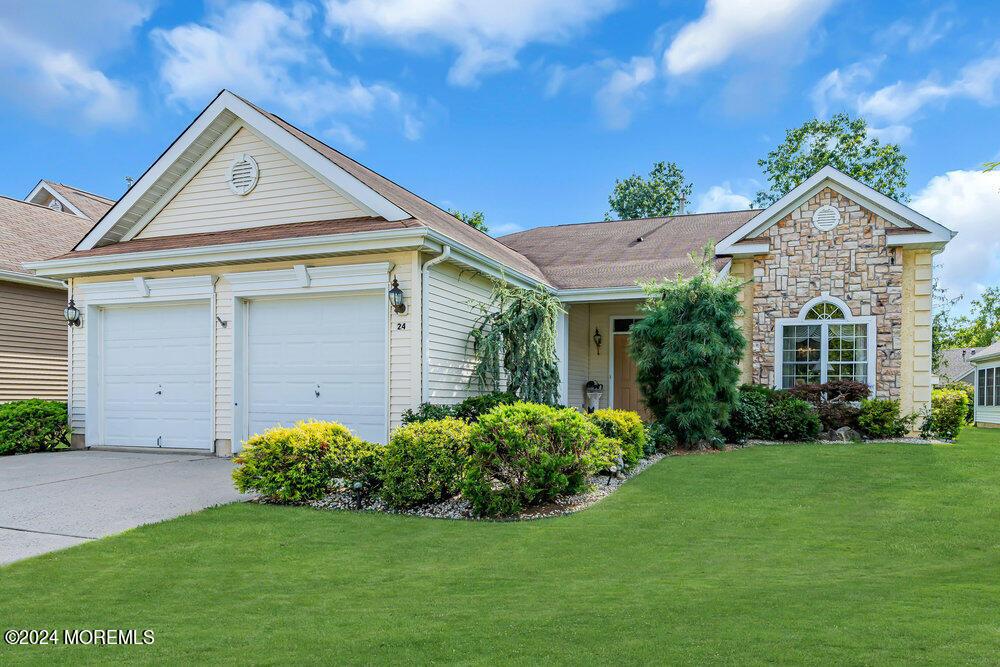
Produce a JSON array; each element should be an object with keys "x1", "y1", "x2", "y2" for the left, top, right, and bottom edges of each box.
[
  {"x1": 246, "y1": 293, "x2": 386, "y2": 443},
  {"x1": 101, "y1": 302, "x2": 212, "y2": 449}
]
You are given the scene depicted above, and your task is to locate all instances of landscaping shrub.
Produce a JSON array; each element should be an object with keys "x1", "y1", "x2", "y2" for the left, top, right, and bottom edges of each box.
[
  {"x1": 767, "y1": 397, "x2": 822, "y2": 441},
  {"x1": 463, "y1": 403, "x2": 600, "y2": 517},
  {"x1": 788, "y1": 380, "x2": 869, "y2": 431},
  {"x1": 583, "y1": 433, "x2": 624, "y2": 473},
  {"x1": 380, "y1": 418, "x2": 471, "y2": 509},
  {"x1": 940, "y1": 381, "x2": 975, "y2": 424},
  {"x1": 453, "y1": 391, "x2": 519, "y2": 422},
  {"x1": 585, "y1": 409, "x2": 647, "y2": 465},
  {"x1": 0, "y1": 399, "x2": 70, "y2": 455},
  {"x1": 857, "y1": 399, "x2": 912, "y2": 439},
  {"x1": 720, "y1": 385, "x2": 770, "y2": 444},
  {"x1": 629, "y1": 245, "x2": 745, "y2": 449},
  {"x1": 233, "y1": 421, "x2": 383, "y2": 502},
  {"x1": 920, "y1": 388, "x2": 969, "y2": 440},
  {"x1": 644, "y1": 421, "x2": 675, "y2": 454},
  {"x1": 401, "y1": 402, "x2": 455, "y2": 425}
]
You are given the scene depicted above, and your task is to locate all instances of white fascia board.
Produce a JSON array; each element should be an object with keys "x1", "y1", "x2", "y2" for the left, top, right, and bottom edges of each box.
[
  {"x1": 25, "y1": 181, "x2": 88, "y2": 219},
  {"x1": 716, "y1": 166, "x2": 956, "y2": 254},
  {"x1": 972, "y1": 351, "x2": 1000, "y2": 365},
  {"x1": 76, "y1": 90, "x2": 410, "y2": 250},
  {"x1": 26, "y1": 228, "x2": 432, "y2": 278},
  {"x1": 556, "y1": 286, "x2": 646, "y2": 303},
  {"x1": 722, "y1": 242, "x2": 770, "y2": 257},
  {"x1": 422, "y1": 229, "x2": 548, "y2": 290},
  {"x1": 0, "y1": 269, "x2": 66, "y2": 290}
]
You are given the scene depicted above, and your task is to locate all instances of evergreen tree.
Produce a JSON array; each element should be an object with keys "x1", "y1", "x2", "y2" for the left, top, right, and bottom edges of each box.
[{"x1": 629, "y1": 246, "x2": 746, "y2": 449}]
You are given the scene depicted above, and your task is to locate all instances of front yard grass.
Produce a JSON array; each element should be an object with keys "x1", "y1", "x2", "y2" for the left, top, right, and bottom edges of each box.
[{"x1": 2, "y1": 428, "x2": 998, "y2": 665}]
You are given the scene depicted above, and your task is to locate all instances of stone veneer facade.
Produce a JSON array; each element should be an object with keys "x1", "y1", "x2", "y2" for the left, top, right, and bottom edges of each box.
[{"x1": 748, "y1": 187, "x2": 904, "y2": 397}]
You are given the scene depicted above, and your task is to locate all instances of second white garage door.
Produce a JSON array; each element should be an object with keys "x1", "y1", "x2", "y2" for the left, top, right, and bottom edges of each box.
[{"x1": 246, "y1": 293, "x2": 387, "y2": 443}]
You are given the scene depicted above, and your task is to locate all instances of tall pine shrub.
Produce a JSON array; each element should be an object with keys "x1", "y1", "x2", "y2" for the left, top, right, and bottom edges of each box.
[{"x1": 629, "y1": 245, "x2": 746, "y2": 449}]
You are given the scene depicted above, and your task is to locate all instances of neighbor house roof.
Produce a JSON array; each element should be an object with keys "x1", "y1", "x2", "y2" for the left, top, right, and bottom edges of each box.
[
  {"x1": 25, "y1": 180, "x2": 115, "y2": 222},
  {"x1": 0, "y1": 195, "x2": 92, "y2": 279},
  {"x1": 499, "y1": 210, "x2": 758, "y2": 289},
  {"x1": 937, "y1": 348, "x2": 982, "y2": 383},
  {"x1": 971, "y1": 341, "x2": 1000, "y2": 364}
]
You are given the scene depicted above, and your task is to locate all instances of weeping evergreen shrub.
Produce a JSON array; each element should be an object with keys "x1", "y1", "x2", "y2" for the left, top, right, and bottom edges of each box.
[
  {"x1": 468, "y1": 278, "x2": 563, "y2": 404},
  {"x1": 629, "y1": 245, "x2": 746, "y2": 449}
]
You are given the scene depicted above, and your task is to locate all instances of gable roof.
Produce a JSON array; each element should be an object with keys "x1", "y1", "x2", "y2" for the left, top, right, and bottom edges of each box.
[
  {"x1": 71, "y1": 90, "x2": 548, "y2": 284},
  {"x1": 971, "y1": 341, "x2": 1000, "y2": 364},
  {"x1": 25, "y1": 180, "x2": 114, "y2": 222},
  {"x1": 716, "y1": 166, "x2": 956, "y2": 255},
  {"x1": 0, "y1": 195, "x2": 91, "y2": 283},
  {"x1": 937, "y1": 347, "x2": 982, "y2": 383},
  {"x1": 500, "y1": 210, "x2": 757, "y2": 289}
]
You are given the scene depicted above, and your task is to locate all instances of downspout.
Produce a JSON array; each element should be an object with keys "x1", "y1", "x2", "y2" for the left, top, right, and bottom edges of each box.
[{"x1": 421, "y1": 245, "x2": 452, "y2": 403}]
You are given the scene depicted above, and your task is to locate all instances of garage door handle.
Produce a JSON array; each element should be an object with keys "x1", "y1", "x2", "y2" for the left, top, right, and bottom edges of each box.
[{"x1": 155, "y1": 385, "x2": 163, "y2": 395}]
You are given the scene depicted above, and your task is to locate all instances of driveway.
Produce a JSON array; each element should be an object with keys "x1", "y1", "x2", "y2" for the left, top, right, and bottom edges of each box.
[{"x1": 0, "y1": 450, "x2": 249, "y2": 565}]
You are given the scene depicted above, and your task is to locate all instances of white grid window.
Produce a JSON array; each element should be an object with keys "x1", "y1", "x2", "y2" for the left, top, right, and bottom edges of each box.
[{"x1": 777, "y1": 299, "x2": 873, "y2": 389}]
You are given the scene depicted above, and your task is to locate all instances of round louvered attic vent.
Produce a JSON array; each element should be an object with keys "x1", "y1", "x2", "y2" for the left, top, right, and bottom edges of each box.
[
  {"x1": 812, "y1": 204, "x2": 841, "y2": 232},
  {"x1": 47, "y1": 199, "x2": 63, "y2": 212},
  {"x1": 228, "y1": 154, "x2": 259, "y2": 196}
]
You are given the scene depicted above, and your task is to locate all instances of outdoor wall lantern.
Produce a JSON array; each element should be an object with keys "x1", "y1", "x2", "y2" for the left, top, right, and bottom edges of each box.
[
  {"x1": 64, "y1": 298, "x2": 82, "y2": 327},
  {"x1": 388, "y1": 277, "x2": 406, "y2": 314},
  {"x1": 593, "y1": 327, "x2": 602, "y2": 355}
]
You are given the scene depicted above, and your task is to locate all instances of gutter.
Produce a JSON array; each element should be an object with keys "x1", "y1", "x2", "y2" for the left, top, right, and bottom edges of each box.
[
  {"x1": 0, "y1": 269, "x2": 66, "y2": 290},
  {"x1": 421, "y1": 245, "x2": 451, "y2": 403}
]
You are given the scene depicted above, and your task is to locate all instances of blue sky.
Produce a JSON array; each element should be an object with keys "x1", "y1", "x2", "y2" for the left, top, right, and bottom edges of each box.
[{"x1": 1, "y1": 0, "x2": 997, "y2": 313}]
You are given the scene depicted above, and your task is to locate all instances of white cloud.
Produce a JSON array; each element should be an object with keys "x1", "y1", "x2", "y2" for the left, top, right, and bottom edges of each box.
[
  {"x1": 664, "y1": 0, "x2": 835, "y2": 76},
  {"x1": 322, "y1": 0, "x2": 620, "y2": 86},
  {"x1": 696, "y1": 182, "x2": 752, "y2": 212},
  {"x1": 595, "y1": 57, "x2": 656, "y2": 130},
  {"x1": 866, "y1": 124, "x2": 912, "y2": 144},
  {"x1": 0, "y1": 1, "x2": 150, "y2": 126},
  {"x1": 811, "y1": 59, "x2": 881, "y2": 118},
  {"x1": 910, "y1": 169, "x2": 1000, "y2": 306},
  {"x1": 858, "y1": 55, "x2": 1000, "y2": 124},
  {"x1": 881, "y1": 7, "x2": 955, "y2": 54},
  {"x1": 489, "y1": 221, "x2": 525, "y2": 237},
  {"x1": 153, "y1": 1, "x2": 424, "y2": 146}
]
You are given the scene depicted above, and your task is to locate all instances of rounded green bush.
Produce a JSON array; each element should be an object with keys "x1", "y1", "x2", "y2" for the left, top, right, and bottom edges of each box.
[
  {"x1": 583, "y1": 433, "x2": 624, "y2": 473},
  {"x1": 767, "y1": 397, "x2": 822, "y2": 441},
  {"x1": 233, "y1": 421, "x2": 383, "y2": 502},
  {"x1": 380, "y1": 417, "x2": 471, "y2": 509},
  {"x1": 858, "y1": 398, "x2": 910, "y2": 439},
  {"x1": 586, "y1": 409, "x2": 647, "y2": 465},
  {"x1": 0, "y1": 399, "x2": 70, "y2": 455},
  {"x1": 920, "y1": 388, "x2": 968, "y2": 440},
  {"x1": 463, "y1": 402, "x2": 602, "y2": 517}
]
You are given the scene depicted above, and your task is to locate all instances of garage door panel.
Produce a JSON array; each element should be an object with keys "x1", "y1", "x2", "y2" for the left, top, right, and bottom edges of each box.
[
  {"x1": 101, "y1": 303, "x2": 211, "y2": 450},
  {"x1": 246, "y1": 294, "x2": 386, "y2": 444}
]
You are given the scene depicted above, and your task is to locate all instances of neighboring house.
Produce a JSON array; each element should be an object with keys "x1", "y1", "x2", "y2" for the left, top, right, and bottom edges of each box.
[
  {"x1": 26, "y1": 90, "x2": 956, "y2": 455},
  {"x1": 25, "y1": 180, "x2": 116, "y2": 223},
  {"x1": 970, "y1": 343, "x2": 1000, "y2": 427},
  {"x1": 936, "y1": 347, "x2": 981, "y2": 386},
  {"x1": 0, "y1": 196, "x2": 100, "y2": 402}
]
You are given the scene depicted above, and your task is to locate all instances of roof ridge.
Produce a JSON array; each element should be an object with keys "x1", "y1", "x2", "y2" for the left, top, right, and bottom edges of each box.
[
  {"x1": 501, "y1": 208, "x2": 757, "y2": 236},
  {"x1": 54, "y1": 182, "x2": 115, "y2": 204},
  {"x1": 0, "y1": 193, "x2": 85, "y2": 219}
]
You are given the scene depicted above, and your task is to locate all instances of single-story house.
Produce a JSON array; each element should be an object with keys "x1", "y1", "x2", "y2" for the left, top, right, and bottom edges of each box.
[
  {"x1": 27, "y1": 90, "x2": 956, "y2": 454},
  {"x1": 936, "y1": 347, "x2": 982, "y2": 386},
  {"x1": 970, "y1": 342, "x2": 1000, "y2": 427},
  {"x1": 0, "y1": 192, "x2": 105, "y2": 402}
]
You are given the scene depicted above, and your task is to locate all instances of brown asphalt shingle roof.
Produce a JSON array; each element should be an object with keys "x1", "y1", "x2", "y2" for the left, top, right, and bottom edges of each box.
[
  {"x1": 46, "y1": 182, "x2": 115, "y2": 222},
  {"x1": 0, "y1": 196, "x2": 93, "y2": 276},
  {"x1": 499, "y1": 210, "x2": 759, "y2": 289},
  {"x1": 49, "y1": 216, "x2": 419, "y2": 259}
]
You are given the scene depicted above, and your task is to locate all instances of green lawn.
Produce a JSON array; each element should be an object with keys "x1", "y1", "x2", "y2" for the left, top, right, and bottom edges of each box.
[{"x1": 2, "y1": 429, "x2": 999, "y2": 665}]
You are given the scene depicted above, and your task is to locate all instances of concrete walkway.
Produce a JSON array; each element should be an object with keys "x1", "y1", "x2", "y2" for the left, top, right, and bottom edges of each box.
[{"x1": 0, "y1": 450, "x2": 249, "y2": 565}]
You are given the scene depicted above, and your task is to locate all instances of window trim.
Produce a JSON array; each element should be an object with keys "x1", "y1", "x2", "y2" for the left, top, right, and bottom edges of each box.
[{"x1": 773, "y1": 294, "x2": 876, "y2": 390}]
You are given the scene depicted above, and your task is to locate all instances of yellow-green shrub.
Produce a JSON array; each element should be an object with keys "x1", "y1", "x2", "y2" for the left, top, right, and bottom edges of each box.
[
  {"x1": 380, "y1": 418, "x2": 471, "y2": 509},
  {"x1": 920, "y1": 388, "x2": 969, "y2": 440},
  {"x1": 586, "y1": 409, "x2": 646, "y2": 465},
  {"x1": 232, "y1": 421, "x2": 383, "y2": 502}
]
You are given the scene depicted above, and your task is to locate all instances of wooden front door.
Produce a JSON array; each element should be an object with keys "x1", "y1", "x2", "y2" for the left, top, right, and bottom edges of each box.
[{"x1": 613, "y1": 333, "x2": 652, "y2": 421}]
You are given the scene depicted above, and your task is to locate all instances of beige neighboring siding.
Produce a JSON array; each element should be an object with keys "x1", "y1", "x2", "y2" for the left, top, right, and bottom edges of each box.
[
  {"x1": 0, "y1": 281, "x2": 67, "y2": 402},
  {"x1": 136, "y1": 126, "x2": 369, "y2": 239},
  {"x1": 425, "y1": 261, "x2": 495, "y2": 404},
  {"x1": 900, "y1": 249, "x2": 933, "y2": 418},
  {"x1": 566, "y1": 303, "x2": 590, "y2": 411},
  {"x1": 730, "y1": 258, "x2": 755, "y2": 384},
  {"x1": 68, "y1": 251, "x2": 420, "y2": 448}
]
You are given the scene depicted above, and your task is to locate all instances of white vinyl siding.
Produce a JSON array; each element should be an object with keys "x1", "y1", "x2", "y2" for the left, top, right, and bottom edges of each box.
[
  {"x1": 136, "y1": 127, "x2": 369, "y2": 239},
  {"x1": 425, "y1": 261, "x2": 496, "y2": 404},
  {"x1": 68, "y1": 252, "x2": 419, "y2": 450},
  {"x1": 975, "y1": 363, "x2": 1000, "y2": 424}
]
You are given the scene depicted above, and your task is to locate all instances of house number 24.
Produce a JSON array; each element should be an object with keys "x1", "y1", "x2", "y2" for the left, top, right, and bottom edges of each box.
[{"x1": 396, "y1": 323, "x2": 406, "y2": 330}]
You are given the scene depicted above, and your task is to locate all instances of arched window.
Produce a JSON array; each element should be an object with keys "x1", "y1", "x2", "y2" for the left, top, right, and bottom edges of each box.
[{"x1": 776, "y1": 297, "x2": 874, "y2": 389}]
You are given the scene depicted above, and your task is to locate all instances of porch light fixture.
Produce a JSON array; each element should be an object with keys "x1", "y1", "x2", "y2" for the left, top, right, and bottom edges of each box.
[
  {"x1": 593, "y1": 327, "x2": 602, "y2": 355},
  {"x1": 64, "y1": 298, "x2": 82, "y2": 327},
  {"x1": 388, "y1": 277, "x2": 406, "y2": 314}
]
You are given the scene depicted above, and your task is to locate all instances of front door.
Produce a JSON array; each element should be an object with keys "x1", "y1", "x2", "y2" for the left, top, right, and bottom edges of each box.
[{"x1": 613, "y1": 329, "x2": 652, "y2": 421}]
